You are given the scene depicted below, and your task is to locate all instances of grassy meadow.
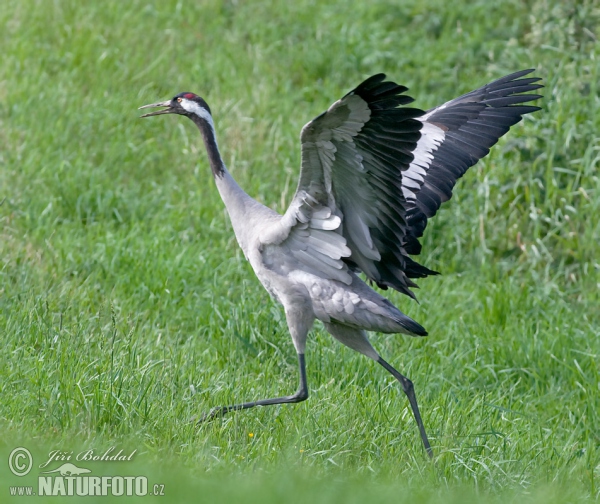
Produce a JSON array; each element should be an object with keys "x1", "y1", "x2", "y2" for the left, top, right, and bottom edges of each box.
[{"x1": 1, "y1": 0, "x2": 599, "y2": 501}]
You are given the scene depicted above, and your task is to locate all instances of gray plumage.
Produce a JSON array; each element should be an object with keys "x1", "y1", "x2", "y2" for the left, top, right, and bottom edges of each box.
[{"x1": 139, "y1": 70, "x2": 542, "y2": 458}]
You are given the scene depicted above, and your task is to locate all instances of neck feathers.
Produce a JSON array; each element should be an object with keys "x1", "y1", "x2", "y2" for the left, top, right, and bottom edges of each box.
[
  {"x1": 189, "y1": 113, "x2": 226, "y2": 178},
  {"x1": 183, "y1": 104, "x2": 281, "y2": 257},
  {"x1": 180, "y1": 98, "x2": 224, "y2": 178},
  {"x1": 185, "y1": 108, "x2": 259, "y2": 253}
]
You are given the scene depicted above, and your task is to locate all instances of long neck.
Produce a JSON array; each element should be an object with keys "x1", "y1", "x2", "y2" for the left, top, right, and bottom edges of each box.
[
  {"x1": 190, "y1": 113, "x2": 226, "y2": 178},
  {"x1": 188, "y1": 113, "x2": 260, "y2": 252}
]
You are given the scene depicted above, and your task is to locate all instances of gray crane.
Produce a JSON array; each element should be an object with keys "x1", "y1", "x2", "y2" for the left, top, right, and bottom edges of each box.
[{"x1": 139, "y1": 70, "x2": 542, "y2": 458}]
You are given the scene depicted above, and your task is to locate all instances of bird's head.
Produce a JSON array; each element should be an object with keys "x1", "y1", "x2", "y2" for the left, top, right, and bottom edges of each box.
[{"x1": 139, "y1": 92, "x2": 212, "y2": 122}]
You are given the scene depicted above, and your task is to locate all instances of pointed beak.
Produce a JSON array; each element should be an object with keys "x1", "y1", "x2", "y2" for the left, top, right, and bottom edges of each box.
[{"x1": 138, "y1": 100, "x2": 173, "y2": 118}]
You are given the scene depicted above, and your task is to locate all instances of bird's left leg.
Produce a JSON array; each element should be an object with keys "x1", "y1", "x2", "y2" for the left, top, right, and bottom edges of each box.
[
  {"x1": 324, "y1": 321, "x2": 433, "y2": 458},
  {"x1": 198, "y1": 305, "x2": 312, "y2": 423},
  {"x1": 377, "y1": 357, "x2": 433, "y2": 459}
]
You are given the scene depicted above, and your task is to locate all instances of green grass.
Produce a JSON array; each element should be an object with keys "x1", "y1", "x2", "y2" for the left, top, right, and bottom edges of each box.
[{"x1": 1, "y1": 0, "x2": 599, "y2": 502}]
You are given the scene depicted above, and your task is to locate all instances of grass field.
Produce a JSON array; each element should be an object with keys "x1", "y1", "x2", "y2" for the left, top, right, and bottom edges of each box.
[{"x1": 1, "y1": 0, "x2": 599, "y2": 502}]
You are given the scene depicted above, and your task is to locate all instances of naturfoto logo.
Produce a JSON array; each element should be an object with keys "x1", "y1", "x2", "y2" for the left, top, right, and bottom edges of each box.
[{"x1": 8, "y1": 446, "x2": 165, "y2": 497}]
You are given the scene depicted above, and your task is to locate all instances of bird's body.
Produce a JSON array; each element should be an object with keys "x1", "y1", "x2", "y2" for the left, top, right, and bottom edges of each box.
[{"x1": 140, "y1": 71, "x2": 542, "y2": 458}]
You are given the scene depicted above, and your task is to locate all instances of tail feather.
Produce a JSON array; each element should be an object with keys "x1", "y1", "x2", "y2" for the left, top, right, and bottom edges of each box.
[{"x1": 394, "y1": 314, "x2": 427, "y2": 336}]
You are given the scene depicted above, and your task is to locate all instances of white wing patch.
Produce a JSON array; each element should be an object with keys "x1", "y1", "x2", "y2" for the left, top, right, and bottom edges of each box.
[
  {"x1": 402, "y1": 121, "x2": 445, "y2": 201},
  {"x1": 308, "y1": 206, "x2": 341, "y2": 230}
]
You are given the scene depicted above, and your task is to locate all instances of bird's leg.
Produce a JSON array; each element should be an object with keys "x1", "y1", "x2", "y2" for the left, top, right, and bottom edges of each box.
[
  {"x1": 377, "y1": 357, "x2": 433, "y2": 459},
  {"x1": 197, "y1": 353, "x2": 309, "y2": 423}
]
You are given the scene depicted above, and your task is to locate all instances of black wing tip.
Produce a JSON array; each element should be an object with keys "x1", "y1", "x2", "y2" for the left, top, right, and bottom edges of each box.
[
  {"x1": 363, "y1": 73, "x2": 387, "y2": 85},
  {"x1": 351, "y1": 73, "x2": 387, "y2": 94},
  {"x1": 521, "y1": 94, "x2": 544, "y2": 101},
  {"x1": 496, "y1": 68, "x2": 539, "y2": 82},
  {"x1": 515, "y1": 68, "x2": 537, "y2": 76},
  {"x1": 511, "y1": 105, "x2": 542, "y2": 115},
  {"x1": 489, "y1": 69, "x2": 544, "y2": 94},
  {"x1": 351, "y1": 73, "x2": 416, "y2": 108}
]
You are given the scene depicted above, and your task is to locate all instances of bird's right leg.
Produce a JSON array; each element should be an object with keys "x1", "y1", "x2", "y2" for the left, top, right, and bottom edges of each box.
[
  {"x1": 198, "y1": 306, "x2": 311, "y2": 423},
  {"x1": 197, "y1": 353, "x2": 308, "y2": 422}
]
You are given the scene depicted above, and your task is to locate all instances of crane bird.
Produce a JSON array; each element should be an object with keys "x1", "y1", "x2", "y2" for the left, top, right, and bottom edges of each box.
[{"x1": 139, "y1": 69, "x2": 542, "y2": 458}]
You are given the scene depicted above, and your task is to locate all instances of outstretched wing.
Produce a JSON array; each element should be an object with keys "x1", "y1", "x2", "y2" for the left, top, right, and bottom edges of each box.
[
  {"x1": 400, "y1": 69, "x2": 543, "y2": 257},
  {"x1": 260, "y1": 70, "x2": 542, "y2": 298},
  {"x1": 260, "y1": 74, "x2": 428, "y2": 298}
]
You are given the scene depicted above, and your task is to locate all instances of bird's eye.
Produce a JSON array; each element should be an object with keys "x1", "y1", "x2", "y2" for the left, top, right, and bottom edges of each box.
[{"x1": 177, "y1": 97, "x2": 182, "y2": 103}]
